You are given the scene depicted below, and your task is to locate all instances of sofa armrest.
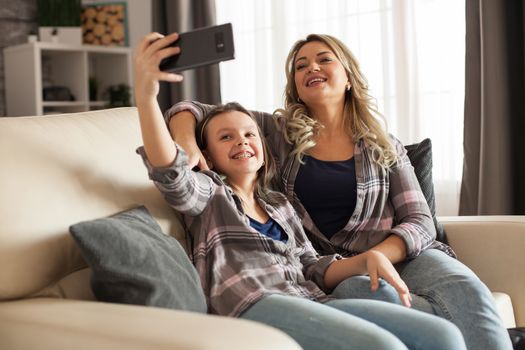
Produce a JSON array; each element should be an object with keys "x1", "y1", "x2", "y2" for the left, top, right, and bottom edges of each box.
[
  {"x1": 0, "y1": 298, "x2": 301, "y2": 350},
  {"x1": 439, "y1": 216, "x2": 525, "y2": 327}
]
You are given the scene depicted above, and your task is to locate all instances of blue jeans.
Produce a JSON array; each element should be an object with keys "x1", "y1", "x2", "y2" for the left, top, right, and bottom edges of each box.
[
  {"x1": 332, "y1": 249, "x2": 513, "y2": 350},
  {"x1": 241, "y1": 294, "x2": 466, "y2": 350}
]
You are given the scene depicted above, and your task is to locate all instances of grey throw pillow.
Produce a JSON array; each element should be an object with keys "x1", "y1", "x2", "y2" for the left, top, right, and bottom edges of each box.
[
  {"x1": 405, "y1": 139, "x2": 447, "y2": 244},
  {"x1": 70, "y1": 206, "x2": 207, "y2": 313}
]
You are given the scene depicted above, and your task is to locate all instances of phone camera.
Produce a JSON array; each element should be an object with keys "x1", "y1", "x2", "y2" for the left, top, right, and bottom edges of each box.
[{"x1": 215, "y1": 32, "x2": 225, "y2": 53}]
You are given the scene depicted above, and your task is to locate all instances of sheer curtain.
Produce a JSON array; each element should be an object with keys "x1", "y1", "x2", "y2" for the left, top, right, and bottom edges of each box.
[
  {"x1": 216, "y1": 0, "x2": 465, "y2": 215},
  {"x1": 152, "y1": 0, "x2": 220, "y2": 111}
]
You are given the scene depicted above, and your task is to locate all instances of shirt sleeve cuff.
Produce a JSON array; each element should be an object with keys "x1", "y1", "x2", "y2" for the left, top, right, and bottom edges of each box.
[
  {"x1": 313, "y1": 254, "x2": 343, "y2": 291},
  {"x1": 163, "y1": 101, "x2": 203, "y2": 127},
  {"x1": 389, "y1": 227, "x2": 422, "y2": 258},
  {"x1": 135, "y1": 143, "x2": 189, "y2": 185}
]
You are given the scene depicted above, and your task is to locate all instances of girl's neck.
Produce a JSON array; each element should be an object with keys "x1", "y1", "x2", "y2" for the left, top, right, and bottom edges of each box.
[
  {"x1": 228, "y1": 175, "x2": 257, "y2": 204},
  {"x1": 229, "y1": 177, "x2": 269, "y2": 223}
]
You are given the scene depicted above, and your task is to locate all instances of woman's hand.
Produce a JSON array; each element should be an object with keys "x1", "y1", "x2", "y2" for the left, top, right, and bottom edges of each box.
[
  {"x1": 133, "y1": 32, "x2": 183, "y2": 103},
  {"x1": 364, "y1": 250, "x2": 412, "y2": 307},
  {"x1": 184, "y1": 142, "x2": 209, "y2": 170},
  {"x1": 168, "y1": 112, "x2": 210, "y2": 170},
  {"x1": 324, "y1": 248, "x2": 411, "y2": 308}
]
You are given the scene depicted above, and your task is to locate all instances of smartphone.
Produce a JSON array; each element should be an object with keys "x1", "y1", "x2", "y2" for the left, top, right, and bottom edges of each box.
[{"x1": 159, "y1": 23, "x2": 235, "y2": 73}]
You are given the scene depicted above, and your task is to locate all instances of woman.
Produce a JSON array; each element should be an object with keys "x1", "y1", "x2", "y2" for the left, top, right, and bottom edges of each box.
[
  {"x1": 168, "y1": 34, "x2": 512, "y2": 350},
  {"x1": 133, "y1": 32, "x2": 466, "y2": 350}
]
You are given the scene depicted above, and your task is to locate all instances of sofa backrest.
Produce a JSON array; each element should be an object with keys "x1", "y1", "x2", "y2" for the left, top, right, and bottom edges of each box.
[{"x1": 0, "y1": 108, "x2": 185, "y2": 301}]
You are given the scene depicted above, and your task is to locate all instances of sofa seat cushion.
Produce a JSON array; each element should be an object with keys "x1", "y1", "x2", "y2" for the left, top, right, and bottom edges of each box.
[
  {"x1": 493, "y1": 292, "x2": 516, "y2": 328},
  {"x1": 70, "y1": 206, "x2": 206, "y2": 313},
  {"x1": 0, "y1": 298, "x2": 301, "y2": 350}
]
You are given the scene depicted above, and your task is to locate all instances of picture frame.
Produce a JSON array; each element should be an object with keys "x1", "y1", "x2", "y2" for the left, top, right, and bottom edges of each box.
[{"x1": 81, "y1": 2, "x2": 129, "y2": 46}]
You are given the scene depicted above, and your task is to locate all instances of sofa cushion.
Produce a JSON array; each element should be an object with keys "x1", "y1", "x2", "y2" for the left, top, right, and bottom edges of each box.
[
  {"x1": 404, "y1": 139, "x2": 447, "y2": 243},
  {"x1": 492, "y1": 292, "x2": 516, "y2": 328},
  {"x1": 70, "y1": 206, "x2": 206, "y2": 313}
]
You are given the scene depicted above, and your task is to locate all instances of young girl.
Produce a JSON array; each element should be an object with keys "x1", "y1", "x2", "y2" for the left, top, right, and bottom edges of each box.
[{"x1": 134, "y1": 32, "x2": 466, "y2": 350}]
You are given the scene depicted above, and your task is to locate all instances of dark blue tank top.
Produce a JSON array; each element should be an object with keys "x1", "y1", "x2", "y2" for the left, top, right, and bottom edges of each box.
[
  {"x1": 249, "y1": 217, "x2": 289, "y2": 243},
  {"x1": 294, "y1": 155, "x2": 357, "y2": 239}
]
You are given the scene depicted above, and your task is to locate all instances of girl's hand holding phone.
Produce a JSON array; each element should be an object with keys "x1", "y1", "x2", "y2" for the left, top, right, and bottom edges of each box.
[{"x1": 133, "y1": 32, "x2": 184, "y2": 102}]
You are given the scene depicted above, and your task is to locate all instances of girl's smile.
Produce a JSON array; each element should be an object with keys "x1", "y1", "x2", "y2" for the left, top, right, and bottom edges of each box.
[{"x1": 203, "y1": 111, "x2": 264, "y2": 183}]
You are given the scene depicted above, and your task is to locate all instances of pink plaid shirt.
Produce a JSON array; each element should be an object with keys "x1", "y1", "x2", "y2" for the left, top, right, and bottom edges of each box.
[
  {"x1": 165, "y1": 101, "x2": 455, "y2": 259},
  {"x1": 138, "y1": 145, "x2": 339, "y2": 317}
]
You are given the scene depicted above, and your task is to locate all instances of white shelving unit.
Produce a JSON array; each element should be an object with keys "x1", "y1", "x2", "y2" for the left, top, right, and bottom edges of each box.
[{"x1": 4, "y1": 42, "x2": 132, "y2": 116}]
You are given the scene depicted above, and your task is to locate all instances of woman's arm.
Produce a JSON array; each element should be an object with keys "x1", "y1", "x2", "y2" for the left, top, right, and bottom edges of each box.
[
  {"x1": 323, "y1": 251, "x2": 412, "y2": 307},
  {"x1": 294, "y1": 209, "x2": 412, "y2": 307},
  {"x1": 369, "y1": 235, "x2": 407, "y2": 264},
  {"x1": 380, "y1": 136, "x2": 436, "y2": 259},
  {"x1": 168, "y1": 110, "x2": 211, "y2": 170},
  {"x1": 165, "y1": 102, "x2": 215, "y2": 169},
  {"x1": 166, "y1": 101, "x2": 287, "y2": 169},
  {"x1": 165, "y1": 101, "x2": 278, "y2": 139}
]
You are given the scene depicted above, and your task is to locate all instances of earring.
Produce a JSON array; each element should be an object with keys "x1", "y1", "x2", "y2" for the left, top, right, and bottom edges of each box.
[
  {"x1": 345, "y1": 83, "x2": 351, "y2": 91},
  {"x1": 297, "y1": 97, "x2": 302, "y2": 103}
]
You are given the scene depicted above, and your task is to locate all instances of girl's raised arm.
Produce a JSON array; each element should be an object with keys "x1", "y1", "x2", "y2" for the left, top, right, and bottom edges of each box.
[{"x1": 134, "y1": 32, "x2": 183, "y2": 168}]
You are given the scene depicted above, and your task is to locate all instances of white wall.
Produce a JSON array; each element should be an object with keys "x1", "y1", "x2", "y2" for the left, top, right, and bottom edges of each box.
[{"x1": 81, "y1": 0, "x2": 152, "y2": 51}]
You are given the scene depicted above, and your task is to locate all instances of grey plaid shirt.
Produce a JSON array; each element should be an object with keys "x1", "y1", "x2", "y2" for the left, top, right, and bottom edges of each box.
[
  {"x1": 137, "y1": 145, "x2": 339, "y2": 317},
  {"x1": 165, "y1": 101, "x2": 455, "y2": 259}
]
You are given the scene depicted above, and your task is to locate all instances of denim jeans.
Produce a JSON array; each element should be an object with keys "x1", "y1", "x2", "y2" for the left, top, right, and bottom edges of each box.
[
  {"x1": 332, "y1": 249, "x2": 513, "y2": 350},
  {"x1": 240, "y1": 294, "x2": 466, "y2": 350}
]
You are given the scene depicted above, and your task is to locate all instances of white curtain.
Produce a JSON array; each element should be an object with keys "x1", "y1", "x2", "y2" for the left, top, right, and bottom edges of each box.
[{"x1": 216, "y1": 0, "x2": 465, "y2": 216}]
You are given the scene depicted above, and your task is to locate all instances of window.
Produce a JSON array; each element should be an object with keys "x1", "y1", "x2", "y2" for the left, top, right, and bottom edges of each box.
[{"x1": 216, "y1": 0, "x2": 465, "y2": 215}]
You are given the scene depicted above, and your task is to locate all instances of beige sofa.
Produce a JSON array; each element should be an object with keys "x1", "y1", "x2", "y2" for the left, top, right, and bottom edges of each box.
[{"x1": 0, "y1": 107, "x2": 522, "y2": 350}]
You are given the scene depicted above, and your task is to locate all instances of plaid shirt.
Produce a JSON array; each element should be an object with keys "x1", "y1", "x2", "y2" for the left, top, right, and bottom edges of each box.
[
  {"x1": 137, "y1": 146, "x2": 339, "y2": 317},
  {"x1": 166, "y1": 102, "x2": 455, "y2": 259}
]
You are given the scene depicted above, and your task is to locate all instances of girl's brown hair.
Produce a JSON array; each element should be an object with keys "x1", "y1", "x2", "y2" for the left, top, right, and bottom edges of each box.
[{"x1": 274, "y1": 34, "x2": 397, "y2": 169}]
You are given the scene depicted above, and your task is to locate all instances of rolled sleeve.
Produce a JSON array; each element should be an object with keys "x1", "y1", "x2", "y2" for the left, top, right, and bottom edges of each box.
[
  {"x1": 388, "y1": 137, "x2": 436, "y2": 257},
  {"x1": 136, "y1": 144, "x2": 214, "y2": 216},
  {"x1": 296, "y1": 225, "x2": 343, "y2": 291},
  {"x1": 164, "y1": 101, "x2": 291, "y2": 170},
  {"x1": 303, "y1": 253, "x2": 343, "y2": 292},
  {"x1": 164, "y1": 100, "x2": 215, "y2": 126}
]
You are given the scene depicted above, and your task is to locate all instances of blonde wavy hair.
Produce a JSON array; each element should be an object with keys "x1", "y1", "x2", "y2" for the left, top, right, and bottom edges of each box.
[{"x1": 273, "y1": 34, "x2": 397, "y2": 169}]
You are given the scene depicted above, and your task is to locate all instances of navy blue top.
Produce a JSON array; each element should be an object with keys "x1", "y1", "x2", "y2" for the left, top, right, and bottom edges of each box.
[
  {"x1": 294, "y1": 155, "x2": 357, "y2": 239},
  {"x1": 249, "y1": 217, "x2": 289, "y2": 243}
]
